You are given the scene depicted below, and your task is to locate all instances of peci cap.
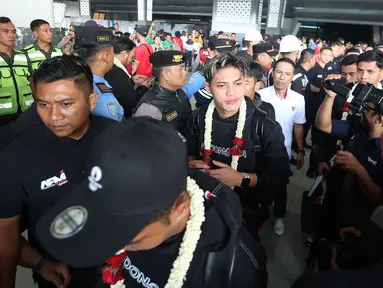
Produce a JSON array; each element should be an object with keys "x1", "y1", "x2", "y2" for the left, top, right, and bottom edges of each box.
[
  {"x1": 253, "y1": 43, "x2": 278, "y2": 57},
  {"x1": 135, "y1": 25, "x2": 148, "y2": 37},
  {"x1": 150, "y1": 50, "x2": 185, "y2": 68},
  {"x1": 36, "y1": 118, "x2": 188, "y2": 268},
  {"x1": 208, "y1": 38, "x2": 233, "y2": 53}
]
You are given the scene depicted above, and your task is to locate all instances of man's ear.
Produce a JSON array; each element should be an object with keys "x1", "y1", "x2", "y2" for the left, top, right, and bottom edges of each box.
[
  {"x1": 33, "y1": 30, "x2": 38, "y2": 38},
  {"x1": 254, "y1": 80, "x2": 262, "y2": 93},
  {"x1": 169, "y1": 193, "x2": 191, "y2": 226},
  {"x1": 89, "y1": 92, "x2": 98, "y2": 111},
  {"x1": 204, "y1": 82, "x2": 211, "y2": 94}
]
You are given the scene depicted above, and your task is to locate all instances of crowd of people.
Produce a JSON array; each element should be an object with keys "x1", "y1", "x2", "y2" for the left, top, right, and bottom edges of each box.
[{"x1": 0, "y1": 14, "x2": 383, "y2": 288}]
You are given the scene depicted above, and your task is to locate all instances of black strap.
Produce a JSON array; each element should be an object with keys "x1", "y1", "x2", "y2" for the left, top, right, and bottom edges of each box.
[{"x1": 142, "y1": 43, "x2": 152, "y2": 55}]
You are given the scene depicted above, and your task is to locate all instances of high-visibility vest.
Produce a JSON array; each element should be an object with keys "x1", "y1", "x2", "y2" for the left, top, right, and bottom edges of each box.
[
  {"x1": 23, "y1": 43, "x2": 63, "y2": 71},
  {"x1": 0, "y1": 51, "x2": 34, "y2": 117}
]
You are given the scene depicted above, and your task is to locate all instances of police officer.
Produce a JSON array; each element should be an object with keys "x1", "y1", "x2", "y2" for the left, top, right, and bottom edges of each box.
[
  {"x1": 0, "y1": 55, "x2": 113, "y2": 288},
  {"x1": 79, "y1": 38, "x2": 124, "y2": 122},
  {"x1": 253, "y1": 42, "x2": 278, "y2": 88},
  {"x1": 134, "y1": 50, "x2": 191, "y2": 134},
  {"x1": 23, "y1": 19, "x2": 63, "y2": 72},
  {"x1": 0, "y1": 17, "x2": 33, "y2": 127},
  {"x1": 182, "y1": 37, "x2": 233, "y2": 103}
]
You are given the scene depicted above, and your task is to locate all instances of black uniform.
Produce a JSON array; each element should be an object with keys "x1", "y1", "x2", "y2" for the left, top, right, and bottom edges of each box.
[
  {"x1": 133, "y1": 50, "x2": 191, "y2": 133},
  {"x1": 134, "y1": 83, "x2": 191, "y2": 133},
  {"x1": 291, "y1": 65, "x2": 310, "y2": 96},
  {"x1": 323, "y1": 56, "x2": 343, "y2": 77},
  {"x1": 0, "y1": 115, "x2": 113, "y2": 287},
  {"x1": 104, "y1": 65, "x2": 148, "y2": 118},
  {"x1": 186, "y1": 96, "x2": 290, "y2": 231},
  {"x1": 252, "y1": 92, "x2": 276, "y2": 120}
]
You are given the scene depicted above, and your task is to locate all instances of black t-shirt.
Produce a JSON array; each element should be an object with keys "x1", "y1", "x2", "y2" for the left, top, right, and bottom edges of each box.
[
  {"x1": 0, "y1": 115, "x2": 113, "y2": 256},
  {"x1": 97, "y1": 169, "x2": 243, "y2": 288},
  {"x1": 291, "y1": 65, "x2": 310, "y2": 97},
  {"x1": 105, "y1": 65, "x2": 139, "y2": 118}
]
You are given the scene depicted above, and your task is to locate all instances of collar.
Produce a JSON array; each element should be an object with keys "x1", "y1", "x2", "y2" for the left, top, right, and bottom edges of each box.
[
  {"x1": 93, "y1": 74, "x2": 108, "y2": 84},
  {"x1": 113, "y1": 57, "x2": 131, "y2": 78},
  {"x1": 34, "y1": 41, "x2": 54, "y2": 53},
  {"x1": 272, "y1": 86, "x2": 288, "y2": 99},
  {"x1": 0, "y1": 49, "x2": 14, "y2": 59}
]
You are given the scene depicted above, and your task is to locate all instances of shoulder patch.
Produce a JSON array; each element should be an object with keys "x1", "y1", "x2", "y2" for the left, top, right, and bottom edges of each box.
[
  {"x1": 107, "y1": 103, "x2": 118, "y2": 117},
  {"x1": 188, "y1": 77, "x2": 196, "y2": 85},
  {"x1": 166, "y1": 111, "x2": 178, "y2": 122},
  {"x1": 95, "y1": 83, "x2": 112, "y2": 94}
]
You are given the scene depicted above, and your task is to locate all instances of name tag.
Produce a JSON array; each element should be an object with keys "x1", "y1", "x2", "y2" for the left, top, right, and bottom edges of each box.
[{"x1": 166, "y1": 111, "x2": 178, "y2": 121}]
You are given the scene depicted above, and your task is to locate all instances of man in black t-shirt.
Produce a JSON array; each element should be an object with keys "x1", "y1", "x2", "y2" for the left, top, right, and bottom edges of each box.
[
  {"x1": 185, "y1": 53, "x2": 290, "y2": 233},
  {"x1": 0, "y1": 55, "x2": 113, "y2": 288}
]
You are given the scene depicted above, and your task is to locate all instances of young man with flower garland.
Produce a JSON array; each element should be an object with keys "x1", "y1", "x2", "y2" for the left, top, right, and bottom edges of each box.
[
  {"x1": 185, "y1": 53, "x2": 290, "y2": 236},
  {"x1": 36, "y1": 117, "x2": 268, "y2": 288}
]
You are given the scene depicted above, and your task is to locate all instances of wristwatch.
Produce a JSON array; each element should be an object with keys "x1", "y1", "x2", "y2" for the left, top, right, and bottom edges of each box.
[
  {"x1": 33, "y1": 257, "x2": 48, "y2": 274},
  {"x1": 241, "y1": 173, "x2": 251, "y2": 188}
]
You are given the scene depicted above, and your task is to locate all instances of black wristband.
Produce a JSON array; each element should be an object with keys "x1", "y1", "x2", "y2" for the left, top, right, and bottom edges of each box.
[{"x1": 33, "y1": 257, "x2": 48, "y2": 274}]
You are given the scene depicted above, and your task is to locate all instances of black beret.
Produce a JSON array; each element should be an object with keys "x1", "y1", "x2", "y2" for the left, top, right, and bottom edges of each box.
[
  {"x1": 150, "y1": 50, "x2": 185, "y2": 68},
  {"x1": 208, "y1": 38, "x2": 233, "y2": 52}
]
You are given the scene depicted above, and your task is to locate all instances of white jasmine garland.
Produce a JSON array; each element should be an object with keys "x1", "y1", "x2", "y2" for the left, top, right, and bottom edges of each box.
[
  {"x1": 111, "y1": 177, "x2": 206, "y2": 288},
  {"x1": 203, "y1": 98, "x2": 247, "y2": 171}
]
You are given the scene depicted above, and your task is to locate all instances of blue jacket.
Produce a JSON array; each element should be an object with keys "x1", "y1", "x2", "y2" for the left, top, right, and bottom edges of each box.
[
  {"x1": 182, "y1": 71, "x2": 206, "y2": 99},
  {"x1": 92, "y1": 74, "x2": 124, "y2": 122}
]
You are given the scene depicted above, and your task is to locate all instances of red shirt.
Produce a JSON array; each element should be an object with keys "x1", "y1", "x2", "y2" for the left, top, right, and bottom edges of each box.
[
  {"x1": 199, "y1": 49, "x2": 209, "y2": 65},
  {"x1": 172, "y1": 37, "x2": 184, "y2": 52},
  {"x1": 135, "y1": 42, "x2": 153, "y2": 78}
]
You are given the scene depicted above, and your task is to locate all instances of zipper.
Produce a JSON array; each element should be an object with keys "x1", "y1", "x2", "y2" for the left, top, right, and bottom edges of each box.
[{"x1": 9, "y1": 64, "x2": 20, "y2": 111}]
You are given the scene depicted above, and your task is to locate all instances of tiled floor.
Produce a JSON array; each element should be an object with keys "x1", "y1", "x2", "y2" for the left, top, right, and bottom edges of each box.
[{"x1": 16, "y1": 153, "x2": 314, "y2": 288}]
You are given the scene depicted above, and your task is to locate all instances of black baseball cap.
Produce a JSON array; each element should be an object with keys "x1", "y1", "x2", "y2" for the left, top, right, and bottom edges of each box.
[
  {"x1": 36, "y1": 118, "x2": 188, "y2": 268},
  {"x1": 150, "y1": 50, "x2": 185, "y2": 68},
  {"x1": 135, "y1": 25, "x2": 148, "y2": 37},
  {"x1": 253, "y1": 43, "x2": 278, "y2": 57},
  {"x1": 208, "y1": 38, "x2": 233, "y2": 53}
]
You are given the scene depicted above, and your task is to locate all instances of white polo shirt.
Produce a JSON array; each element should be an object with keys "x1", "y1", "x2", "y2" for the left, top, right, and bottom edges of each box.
[{"x1": 259, "y1": 86, "x2": 306, "y2": 158}]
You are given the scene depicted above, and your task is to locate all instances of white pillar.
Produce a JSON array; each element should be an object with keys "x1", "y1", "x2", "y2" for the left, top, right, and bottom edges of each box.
[
  {"x1": 0, "y1": 0, "x2": 54, "y2": 28},
  {"x1": 211, "y1": 0, "x2": 260, "y2": 34},
  {"x1": 137, "y1": 0, "x2": 152, "y2": 24}
]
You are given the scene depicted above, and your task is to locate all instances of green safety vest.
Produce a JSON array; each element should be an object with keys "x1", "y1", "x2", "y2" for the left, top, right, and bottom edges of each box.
[
  {"x1": 0, "y1": 51, "x2": 34, "y2": 117},
  {"x1": 23, "y1": 43, "x2": 63, "y2": 71}
]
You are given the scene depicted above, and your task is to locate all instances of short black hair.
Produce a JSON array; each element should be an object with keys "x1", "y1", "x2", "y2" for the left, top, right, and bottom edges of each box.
[
  {"x1": 0, "y1": 17, "x2": 11, "y2": 24},
  {"x1": 357, "y1": 50, "x2": 383, "y2": 69},
  {"x1": 320, "y1": 47, "x2": 332, "y2": 53},
  {"x1": 218, "y1": 31, "x2": 224, "y2": 35},
  {"x1": 175, "y1": 31, "x2": 181, "y2": 38},
  {"x1": 331, "y1": 41, "x2": 343, "y2": 47},
  {"x1": 164, "y1": 32, "x2": 172, "y2": 38},
  {"x1": 231, "y1": 33, "x2": 236, "y2": 36},
  {"x1": 299, "y1": 49, "x2": 315, "y2": 64},
  {"x1": 274, "y1": 57, "x2": 296, "y2": 70},
  {"x1": 246, "y1": 62, "x2": 264, "y2": 82},
  {"x1": 341, "y1": 54, "x2": 358, "y2": 67},
  {"x1": 33, "y1": 55, "x2": 93, "y2": 95},
  {"x1": 30, "y1": 19, "x2": 49, "y2": 32},
  {"x1": 345, "y1": 47, "x2": 360, "y2": 55},
  {"x1": 113, "y1": 37, "x2": 136, "y2": 54},
  {"x1": 77, "y1": 43, "x2": 113, "y2": 63}
]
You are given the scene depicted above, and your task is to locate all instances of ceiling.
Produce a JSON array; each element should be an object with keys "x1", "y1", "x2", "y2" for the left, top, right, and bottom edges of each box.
[{"x1": 90, "y1": 0, "x2": 383, "y2": 25}]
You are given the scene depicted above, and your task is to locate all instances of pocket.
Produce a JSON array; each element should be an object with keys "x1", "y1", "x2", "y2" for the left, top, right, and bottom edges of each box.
[
  {"x1": 0, "y1": 93, "x2": 17, "y2": 116},
  {"x1": 0, "y1": 68, "x2": 13, "y2": 88},
  {"x1": 13, "y1": 68, "x2": 30, "y2": 87}
]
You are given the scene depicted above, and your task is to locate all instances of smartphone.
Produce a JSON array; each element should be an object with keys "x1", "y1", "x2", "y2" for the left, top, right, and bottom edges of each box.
[{"x1": 148, "y1": 76, "x2": 156, "y2": 84}]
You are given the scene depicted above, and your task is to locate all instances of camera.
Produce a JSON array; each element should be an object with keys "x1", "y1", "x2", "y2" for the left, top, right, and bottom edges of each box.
[{"x1": 323, "y1": 78, "x2": 383, "y2": 115}]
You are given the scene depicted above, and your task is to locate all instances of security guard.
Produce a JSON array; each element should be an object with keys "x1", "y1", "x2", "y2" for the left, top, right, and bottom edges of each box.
[
  {"x1": 23, "y1": 19, "x2": 63, "y2": 72},
  {"x1": 0, "y1": 55, "x2": 112, "y2": 288},
  {"x1": 0, "y1": 17, "x2": 33, "y2": 127},
  {"x1": 291, "y1": 49, "x2": 316, "y2": 96},
  {"x1": 323, "y1": 40, "x2": 344, "y2": 77},
  {"x1": 134, "y1": 50, "x2": 191, "y2": 134},
  {"x1": 78, "y1": 31, "x2": 124, "y2": 122},
  {"x1": 182, "y1": 37, "x2": 233, "y2": 102}
]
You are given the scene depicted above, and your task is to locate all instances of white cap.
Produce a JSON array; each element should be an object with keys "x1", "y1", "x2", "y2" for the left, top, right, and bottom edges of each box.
[
  {"x1": 280, "y1": 35, "x2": 301, "y2": 53},
  {"x1": 244, "y1": 30, "x2": 263, "y2": 42}
]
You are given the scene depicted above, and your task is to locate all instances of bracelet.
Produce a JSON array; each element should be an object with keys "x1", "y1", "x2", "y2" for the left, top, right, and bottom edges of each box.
[
  {"x1": 32, "y1": 257, "x2": 48, "y2": 274},
  {"x1": 298, "y1": 149, "x2": 305, "y2": 154}
]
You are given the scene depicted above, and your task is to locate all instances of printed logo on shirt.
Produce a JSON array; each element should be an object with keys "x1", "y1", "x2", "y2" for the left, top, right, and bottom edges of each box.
[
  {"x1": 88, "y1": 166, "x2": 103, "y2": 192},
  {"x1": 107, "y1": 102, "x2": 118, "y2": 117},
  {"x1": 188, "y1": 77, "x2": 196, "y2": 85},
  {"x1": 201, "y1": 144, "x2": 247, "y2": 158},
  {"x1": 368, "y1": 157, "x2": 378, "y2": 166},
  {"x1": 123, "y1": 256, "x2": 159, "y2": 288},
  {"x1": 41, "y1": 170, "x2": 68, "y2": 190}
]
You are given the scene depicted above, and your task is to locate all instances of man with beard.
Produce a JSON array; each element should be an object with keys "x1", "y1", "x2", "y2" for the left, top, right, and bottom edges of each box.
[
  {"x1": 0, "y1": 55, "x2": 114, "y2": 288},
  {"x1": 134, "y1": 50, "x2": 191, "y2": 134},
  {"x1": 186, "y1": 53, "x2": 289, "y2": 237},
  {"x1": 23, "y1": 19, "x2": 63, "y2": 72}
]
